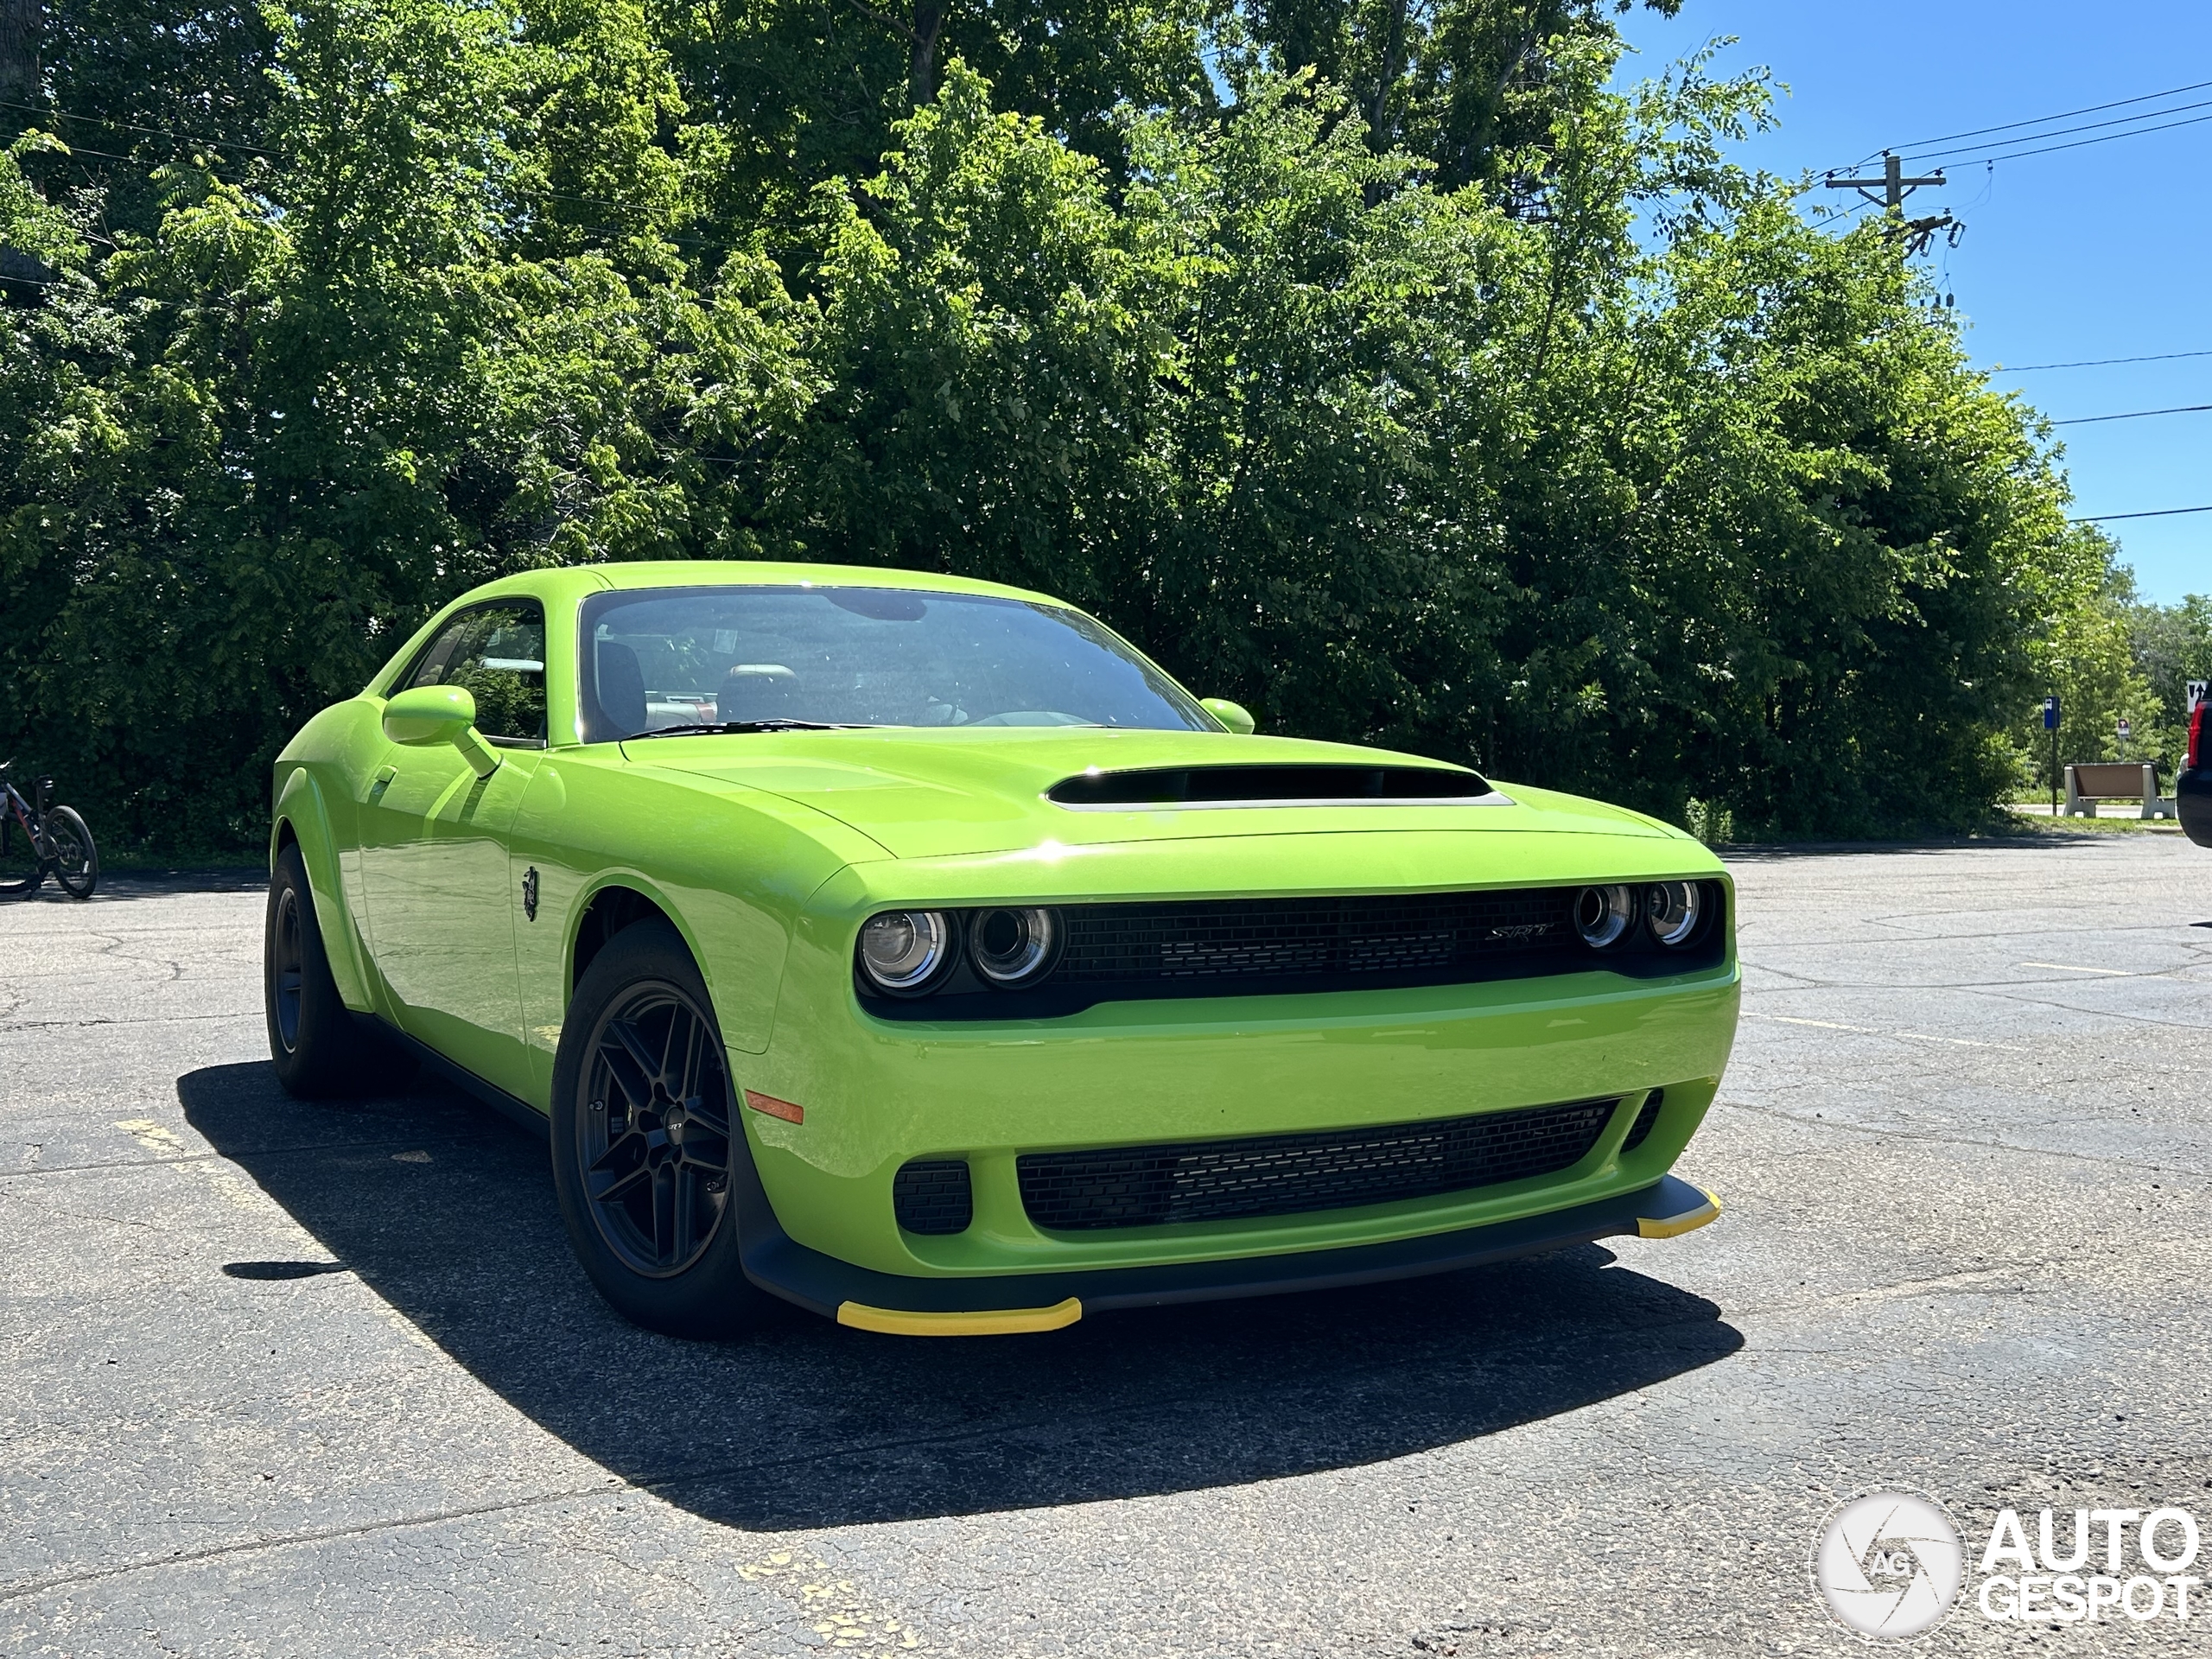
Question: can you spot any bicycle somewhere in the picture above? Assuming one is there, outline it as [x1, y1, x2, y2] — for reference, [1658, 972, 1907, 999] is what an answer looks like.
[0, 761, 99, 899]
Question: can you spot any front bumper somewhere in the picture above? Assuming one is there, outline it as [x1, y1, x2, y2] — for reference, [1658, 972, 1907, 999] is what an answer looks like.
[734, 839, 1739, 1283]
[731, 1170, 1721, 1335]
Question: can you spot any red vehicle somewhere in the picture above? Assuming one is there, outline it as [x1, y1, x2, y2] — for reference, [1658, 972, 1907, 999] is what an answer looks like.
[2178, 700, 2212, 848]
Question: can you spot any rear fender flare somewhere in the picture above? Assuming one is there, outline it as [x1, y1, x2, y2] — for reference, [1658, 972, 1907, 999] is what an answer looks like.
[272, 766, 372, 1011]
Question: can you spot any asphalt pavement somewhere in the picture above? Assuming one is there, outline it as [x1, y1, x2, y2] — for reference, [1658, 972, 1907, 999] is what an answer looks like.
[3, 836, 2210, 1656]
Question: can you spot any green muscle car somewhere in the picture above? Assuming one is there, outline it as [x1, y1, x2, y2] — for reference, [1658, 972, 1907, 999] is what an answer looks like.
[264, 562, 1737, 1338]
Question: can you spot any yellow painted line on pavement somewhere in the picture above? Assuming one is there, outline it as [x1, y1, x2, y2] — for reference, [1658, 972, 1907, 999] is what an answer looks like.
[1892, 1031, 1998, 1048]
[1745, 1014, 2003, 1049]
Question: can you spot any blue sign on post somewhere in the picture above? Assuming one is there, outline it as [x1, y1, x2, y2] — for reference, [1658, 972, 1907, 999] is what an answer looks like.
[2044, 696, 2060, 730]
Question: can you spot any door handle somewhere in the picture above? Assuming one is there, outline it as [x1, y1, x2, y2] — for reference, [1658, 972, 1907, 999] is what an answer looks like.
[367, 765, 397, 801]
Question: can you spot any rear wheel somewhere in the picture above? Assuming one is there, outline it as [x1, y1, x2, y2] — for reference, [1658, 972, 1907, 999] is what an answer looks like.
[0, 811, 40, 896]
[265, 843, 412, 1097]
[45, 806, 98, 899]
[550, 919, 773, 1338]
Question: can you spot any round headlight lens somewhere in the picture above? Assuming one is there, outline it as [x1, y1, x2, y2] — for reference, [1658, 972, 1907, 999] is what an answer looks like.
[858, 910, 952, 993]
[1574, 885, 1637, 949]
[1646, 881, 1703, 947]
[969, 906, 1060, 987]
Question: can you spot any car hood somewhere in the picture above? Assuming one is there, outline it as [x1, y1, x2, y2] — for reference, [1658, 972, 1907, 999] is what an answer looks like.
[622, 727, 1684, 861]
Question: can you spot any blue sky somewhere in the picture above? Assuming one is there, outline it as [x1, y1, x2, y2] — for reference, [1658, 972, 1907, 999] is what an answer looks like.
[1617, 1, 2212, 604]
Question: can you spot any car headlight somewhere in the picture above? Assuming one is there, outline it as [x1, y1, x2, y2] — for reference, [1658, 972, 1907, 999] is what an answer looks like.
[969, 906, 1060, 988]
[1574, 885, 1637, 949]
[1645, 881, 1703, 947]
[858, 910, 954, 994]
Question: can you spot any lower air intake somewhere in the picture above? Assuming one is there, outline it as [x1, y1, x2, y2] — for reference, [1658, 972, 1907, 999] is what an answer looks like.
[893, 1159, 973, 1236]
[1620, 1089, 1665, 1152]
[1017, 1097, 1619, 1231]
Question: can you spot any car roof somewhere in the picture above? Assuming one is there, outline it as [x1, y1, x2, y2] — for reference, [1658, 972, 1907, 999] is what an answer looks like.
[571, 560, 1062, 607]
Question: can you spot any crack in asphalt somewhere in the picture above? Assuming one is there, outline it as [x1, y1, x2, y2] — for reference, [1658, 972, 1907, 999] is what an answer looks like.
[1712, 1096, 2206, 1178]
[0, 1010, 255, 1034]
[0, 1131, 497, 1184]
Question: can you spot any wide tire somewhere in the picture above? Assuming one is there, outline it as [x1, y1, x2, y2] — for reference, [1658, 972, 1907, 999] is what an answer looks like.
[265, 844, 411, 1097]
[550, 919, 773, 1339]
[47, 805, 98, 899]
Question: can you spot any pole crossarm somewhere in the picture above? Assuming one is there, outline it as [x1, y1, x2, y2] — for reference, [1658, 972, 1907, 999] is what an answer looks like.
[1821, 153, 1946, 213]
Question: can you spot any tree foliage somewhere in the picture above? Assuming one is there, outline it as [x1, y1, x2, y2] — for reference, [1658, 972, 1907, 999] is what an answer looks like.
[0, 0, 2128, 852]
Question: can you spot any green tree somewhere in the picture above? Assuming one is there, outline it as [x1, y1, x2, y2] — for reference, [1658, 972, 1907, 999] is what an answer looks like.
[0, 0, 2140, 853]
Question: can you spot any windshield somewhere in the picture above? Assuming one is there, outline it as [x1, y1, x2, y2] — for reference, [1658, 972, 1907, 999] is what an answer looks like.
[576, 585, 1213, 742]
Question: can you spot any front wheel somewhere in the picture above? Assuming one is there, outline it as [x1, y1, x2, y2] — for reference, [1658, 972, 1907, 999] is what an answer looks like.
[45, 805, 98, 899]
[550, 918, 774, 1338]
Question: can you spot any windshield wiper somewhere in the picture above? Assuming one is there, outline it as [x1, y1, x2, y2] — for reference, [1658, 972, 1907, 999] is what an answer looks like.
[626, 720, 866, 741]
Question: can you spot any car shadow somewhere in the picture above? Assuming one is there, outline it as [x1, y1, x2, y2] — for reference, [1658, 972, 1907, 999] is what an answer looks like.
[3, 868, 266, 903]
[180, 1061, 1743, 1532]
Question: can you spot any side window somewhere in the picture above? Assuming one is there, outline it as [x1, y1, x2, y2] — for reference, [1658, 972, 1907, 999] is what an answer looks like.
[403, 601, 547, 746]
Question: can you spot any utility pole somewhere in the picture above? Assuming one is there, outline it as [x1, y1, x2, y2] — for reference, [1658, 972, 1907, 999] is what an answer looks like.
[1823, 153, 1960, 255]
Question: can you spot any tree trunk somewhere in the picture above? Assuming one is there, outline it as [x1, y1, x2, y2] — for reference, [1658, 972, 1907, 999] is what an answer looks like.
[910, 0, 944, 105]
[1365, 0, 1408, 146]
[0, 0, 41, 116]
[0, 0, 49, 291]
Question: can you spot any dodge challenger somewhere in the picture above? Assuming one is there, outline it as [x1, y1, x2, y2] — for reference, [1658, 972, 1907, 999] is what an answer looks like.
[264, 562, 1738, 1337]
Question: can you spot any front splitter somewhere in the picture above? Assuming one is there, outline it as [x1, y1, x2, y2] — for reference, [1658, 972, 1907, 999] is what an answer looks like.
[739, 1174, 1721, 1335]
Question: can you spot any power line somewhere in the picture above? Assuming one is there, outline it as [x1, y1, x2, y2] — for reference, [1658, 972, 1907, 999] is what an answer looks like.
[2002, 350, 2212, 372]
[2073, 505, 2212, 522]
[1950, 106, 2212, 168]
[2050, 404, 2212, 426]
[1910, 95, 2212, 166]
[1844, 77, 2212, 167]
[0, 95, 279, 157]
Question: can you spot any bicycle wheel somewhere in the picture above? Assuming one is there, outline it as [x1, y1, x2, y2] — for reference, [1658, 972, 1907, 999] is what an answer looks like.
[0, 810, 40, 896]
[45, 805, 98, 899]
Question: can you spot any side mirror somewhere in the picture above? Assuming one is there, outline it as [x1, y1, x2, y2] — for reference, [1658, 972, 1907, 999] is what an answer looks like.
[1201, 697, 1256, 735]
[383, 684, 499, 779]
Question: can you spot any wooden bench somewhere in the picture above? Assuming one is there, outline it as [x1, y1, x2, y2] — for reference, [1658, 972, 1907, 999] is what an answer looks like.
[2063, 762, 2174, 820]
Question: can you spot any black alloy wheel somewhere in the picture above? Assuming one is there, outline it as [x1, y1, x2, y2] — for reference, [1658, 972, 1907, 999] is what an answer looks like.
[577, 984, 734, 1278]
[264, 842, 414, 1098]
[549, 918, 772, 1338]
[270, 884, 306, 1053]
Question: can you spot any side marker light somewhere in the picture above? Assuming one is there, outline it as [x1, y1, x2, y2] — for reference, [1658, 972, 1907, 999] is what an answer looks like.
[744, 1090, 804, 1124]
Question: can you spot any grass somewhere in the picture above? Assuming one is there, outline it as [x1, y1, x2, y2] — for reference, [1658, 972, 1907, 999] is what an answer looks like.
[2001, 804, 2183, 835]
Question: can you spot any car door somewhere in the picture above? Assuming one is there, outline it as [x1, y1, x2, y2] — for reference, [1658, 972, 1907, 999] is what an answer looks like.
[358, 598, 546, 1099]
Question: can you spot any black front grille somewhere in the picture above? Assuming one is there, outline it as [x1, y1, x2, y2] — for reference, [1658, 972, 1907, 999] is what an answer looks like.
[893, 1160, 973, 1235]
[1054, 889, 1581, 985]
[1017, 1097, 1620, 1231]
[855, 880, 1728, 1020]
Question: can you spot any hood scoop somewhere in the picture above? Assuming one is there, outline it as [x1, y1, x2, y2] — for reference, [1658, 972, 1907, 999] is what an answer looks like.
[1048, 762, 1495, 810]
